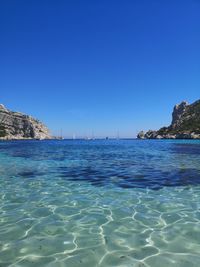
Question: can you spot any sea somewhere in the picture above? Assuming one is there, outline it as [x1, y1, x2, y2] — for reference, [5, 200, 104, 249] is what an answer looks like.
[0, 139, 200, 267]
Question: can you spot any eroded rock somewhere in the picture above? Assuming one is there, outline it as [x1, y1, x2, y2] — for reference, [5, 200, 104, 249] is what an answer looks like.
[138, 100, 200, 139]
[0, 104, 51, 140]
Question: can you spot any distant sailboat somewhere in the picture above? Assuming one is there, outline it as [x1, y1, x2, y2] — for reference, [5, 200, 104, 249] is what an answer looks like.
[85, 132, 95, 140]
[73, 133, 76, 140]
[85, 136, 92, 140]
[92, 131, 95, 140]
[58, 129, 64, 140]
[117, 131, 120, 140]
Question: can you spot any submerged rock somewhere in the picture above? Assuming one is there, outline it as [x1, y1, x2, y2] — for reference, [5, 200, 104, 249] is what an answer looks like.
[0, 104, 51, 140]
[137, 100, 200, 139]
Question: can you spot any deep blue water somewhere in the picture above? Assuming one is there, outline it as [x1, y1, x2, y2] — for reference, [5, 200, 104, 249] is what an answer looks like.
[1, 139, 200, 189]
[0, 139, 200, 266]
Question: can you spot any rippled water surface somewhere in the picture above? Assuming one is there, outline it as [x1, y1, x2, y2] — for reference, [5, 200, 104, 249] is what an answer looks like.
[1, 139, 200, 267]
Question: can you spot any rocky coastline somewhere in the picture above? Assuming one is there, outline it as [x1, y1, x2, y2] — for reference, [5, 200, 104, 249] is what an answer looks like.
[0, 104, 51, 140]
[138, 100, 200, 139]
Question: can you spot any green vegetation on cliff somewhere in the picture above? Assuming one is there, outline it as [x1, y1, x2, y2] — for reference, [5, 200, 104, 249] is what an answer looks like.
[138, 100, 200, 139]
[0, 125, 6, 137]
[171, 100, 200, 134]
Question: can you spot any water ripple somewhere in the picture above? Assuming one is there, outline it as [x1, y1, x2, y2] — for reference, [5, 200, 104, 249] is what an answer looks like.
[0, 140, 200, 266]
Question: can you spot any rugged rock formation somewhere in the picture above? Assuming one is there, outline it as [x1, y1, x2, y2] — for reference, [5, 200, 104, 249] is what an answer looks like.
[0, 104, 51, 140]
[137, 100, 200, 139]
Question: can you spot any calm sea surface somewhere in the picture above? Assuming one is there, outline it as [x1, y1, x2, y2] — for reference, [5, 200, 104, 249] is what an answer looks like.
[1, 139, 200, 267]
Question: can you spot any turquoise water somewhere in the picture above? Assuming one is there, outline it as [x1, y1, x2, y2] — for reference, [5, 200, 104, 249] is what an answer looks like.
[1, 139, 200, 267]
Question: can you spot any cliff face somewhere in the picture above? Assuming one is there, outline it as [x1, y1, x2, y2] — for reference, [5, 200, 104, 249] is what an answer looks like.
[138, 100, 200, 139]
[0, 104, 51, 140]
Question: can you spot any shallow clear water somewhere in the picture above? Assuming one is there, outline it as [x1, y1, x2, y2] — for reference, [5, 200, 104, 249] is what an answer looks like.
[0, 139, 200, 267]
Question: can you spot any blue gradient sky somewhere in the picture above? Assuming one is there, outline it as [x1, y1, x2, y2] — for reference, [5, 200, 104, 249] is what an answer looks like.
[0, 0, 200, 138]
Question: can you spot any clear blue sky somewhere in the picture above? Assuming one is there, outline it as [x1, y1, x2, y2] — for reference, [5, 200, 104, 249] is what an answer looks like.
[0, 0, 200, 138]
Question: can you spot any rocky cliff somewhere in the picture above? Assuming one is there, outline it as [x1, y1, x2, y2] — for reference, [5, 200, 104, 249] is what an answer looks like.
[137, 100, 200, 139]
[0, 104, 51, 140]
